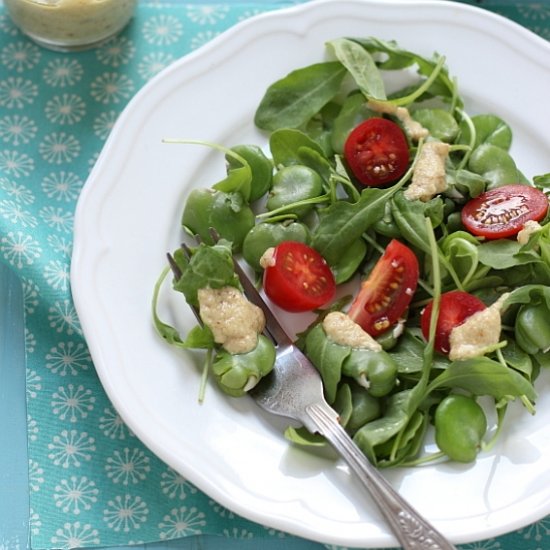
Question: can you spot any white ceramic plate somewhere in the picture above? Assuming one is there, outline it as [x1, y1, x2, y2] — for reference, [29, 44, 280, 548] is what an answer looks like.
[71, 1, 550, 547]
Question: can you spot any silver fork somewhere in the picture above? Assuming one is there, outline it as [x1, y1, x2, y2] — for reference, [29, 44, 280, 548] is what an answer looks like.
[170, 244, 456, 550]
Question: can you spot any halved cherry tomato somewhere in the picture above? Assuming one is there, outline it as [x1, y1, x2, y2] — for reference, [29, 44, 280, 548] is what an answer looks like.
[461, 184, 548, 240]
[263, 241, 335, 312]
[347, 239, 419, 336]
[344, 117, 410, 186]
[421, 290, 486, 355]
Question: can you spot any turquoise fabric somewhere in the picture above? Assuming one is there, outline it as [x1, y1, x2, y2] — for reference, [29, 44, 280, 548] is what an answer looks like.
[0, 1, 549, 549]
[0, 263, 29, 548]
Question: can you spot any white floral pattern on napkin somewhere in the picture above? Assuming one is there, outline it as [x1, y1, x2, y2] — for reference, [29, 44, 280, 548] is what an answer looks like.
[0, 3, 305, 548]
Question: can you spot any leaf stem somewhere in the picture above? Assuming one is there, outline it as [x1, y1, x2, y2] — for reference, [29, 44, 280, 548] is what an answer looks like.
[162, 137, 248, 167]
[198, 348, 213, 404]
[455, 109, 476, 170]
[152, 265, 186, 348]
[256, 193, 330, 220]
[389, 55, 447, 107]
[400, 450, 446, 467]
[481, 403, 507, 452]
[423, 216, 442, 374]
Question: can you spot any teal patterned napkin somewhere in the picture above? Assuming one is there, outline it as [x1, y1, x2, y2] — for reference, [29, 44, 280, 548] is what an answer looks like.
[0, 3, 310, 548]
[1, 1, 550, 549]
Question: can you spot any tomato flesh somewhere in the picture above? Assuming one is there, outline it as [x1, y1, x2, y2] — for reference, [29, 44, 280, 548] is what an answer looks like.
[421, 290, 486, 355]
[344, 117, 410, 186]
[263, 241, 336, 312]
[348, 239, 419, 336]
[461, 184, 549, 239]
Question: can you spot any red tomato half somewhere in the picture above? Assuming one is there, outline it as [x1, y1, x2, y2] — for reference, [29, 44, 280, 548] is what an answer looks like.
[344, 117, 410, 186]
[461, 184, 549, 240]
[421, 290, 486, 355]
[263, 241, 336, 312]
[348, 239, 419, 336]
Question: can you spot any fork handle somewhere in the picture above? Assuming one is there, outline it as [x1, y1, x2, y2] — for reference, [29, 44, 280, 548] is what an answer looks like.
[306, 403, 457, 550]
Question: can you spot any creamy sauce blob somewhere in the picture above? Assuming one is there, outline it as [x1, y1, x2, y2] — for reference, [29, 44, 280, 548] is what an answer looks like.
[517, 220, 543, 245]
[198, 286, 265, 355]
[323, 311, 382, 351]
[405, 140, 451, 202]
[368, 99, 429, 141]
[449, 293, 509, 361]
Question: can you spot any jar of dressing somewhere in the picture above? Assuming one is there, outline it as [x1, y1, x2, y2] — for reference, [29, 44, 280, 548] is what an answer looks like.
[4, 0, 137, 51]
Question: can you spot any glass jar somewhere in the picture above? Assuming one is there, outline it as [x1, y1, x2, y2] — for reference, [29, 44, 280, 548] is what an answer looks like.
[4, 0, 138, 52]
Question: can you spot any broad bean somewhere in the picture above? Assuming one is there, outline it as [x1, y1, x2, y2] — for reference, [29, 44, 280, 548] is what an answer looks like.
[226, 144, 273, 202]
[458, 114, 512, 151]
[342, 347, 398, 397]
[266, 164, 324, 218]
[242, 221, 310, 272]
[515, 302, 550, 355]
[330, 238, 367, 284]
[181, 188, 255, 250]
[411, 108, 459, 143]
[212, 334, 276, 397]
[467, 143, 525, 190]
[434, 394, 487, 463]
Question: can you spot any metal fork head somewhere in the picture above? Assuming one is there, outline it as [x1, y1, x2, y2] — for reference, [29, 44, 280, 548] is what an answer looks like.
[249, 342, 335, 433]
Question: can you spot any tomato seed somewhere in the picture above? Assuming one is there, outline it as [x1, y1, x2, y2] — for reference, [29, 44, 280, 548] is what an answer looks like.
[373, 318, 391, 332]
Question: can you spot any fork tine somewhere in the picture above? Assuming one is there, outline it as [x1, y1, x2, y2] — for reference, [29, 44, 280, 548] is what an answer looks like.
[231, 258, 292, 346]
[166, 252, 182, 280]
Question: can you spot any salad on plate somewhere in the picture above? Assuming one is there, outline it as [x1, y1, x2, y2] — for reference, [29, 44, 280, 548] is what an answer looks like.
[153, 36, 550, 470]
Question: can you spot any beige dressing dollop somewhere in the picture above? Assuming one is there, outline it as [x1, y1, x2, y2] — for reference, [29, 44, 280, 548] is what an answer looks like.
[448, 294, 509, 361]
[517, 220, 543, 245]
[323, 311, 382, 351]
[198, 286, 265, 355]
[404, 141, 451, 202]
[367, 99, 429, 141]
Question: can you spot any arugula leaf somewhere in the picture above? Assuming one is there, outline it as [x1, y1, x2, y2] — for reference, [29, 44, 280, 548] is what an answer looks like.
[390, 191, 443, 254]
[534, 173, 550, 188]
[477, 240, 540, 270]
[428, 357, 537, 403]
[389, 329, 451, 374]
[254, 62, 347, 131]
[501, 340, 534, 380]
[327, 38, 386, 100]
[213, 163, 252, 200]
[304, 324, 349, 403]
[353, 385, 424, 465]
[504, 284, 550, 310]
[351, 36, 460, 107]
[312, 185, 400, 265]
[269, 128, 325, 167]
[440, 231, 479, 277]
[181, 324, 215, 349]
[172, 241, 240, 306]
